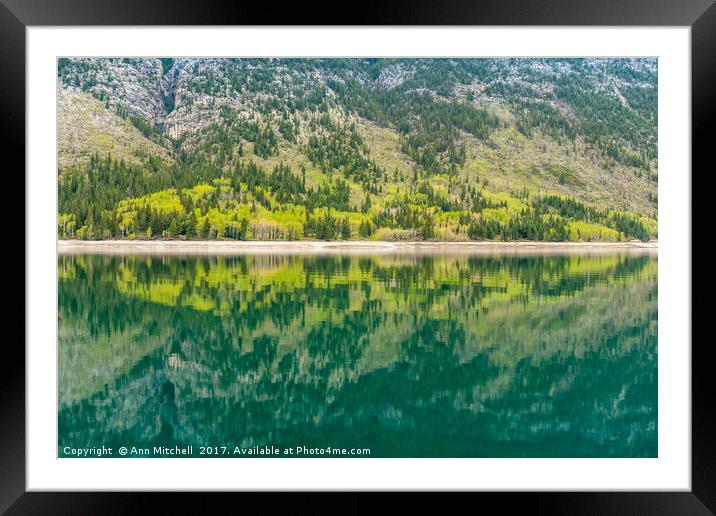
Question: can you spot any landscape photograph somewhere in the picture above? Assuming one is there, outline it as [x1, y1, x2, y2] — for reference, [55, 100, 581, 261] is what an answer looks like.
[57, 57, 657, 458]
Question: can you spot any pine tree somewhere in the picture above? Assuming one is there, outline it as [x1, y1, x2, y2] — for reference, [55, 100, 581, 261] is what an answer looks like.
[339, 218, 351, 240]
[359, 219, 373, 238]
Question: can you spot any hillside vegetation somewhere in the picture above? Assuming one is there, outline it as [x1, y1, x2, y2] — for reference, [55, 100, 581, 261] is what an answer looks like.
[57, 58, 658, 242]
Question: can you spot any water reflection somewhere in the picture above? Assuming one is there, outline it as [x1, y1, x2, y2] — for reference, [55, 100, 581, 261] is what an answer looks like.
[58, 253, 657, 457]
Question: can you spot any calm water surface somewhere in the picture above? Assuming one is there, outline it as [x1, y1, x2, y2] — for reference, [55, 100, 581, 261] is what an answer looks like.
[58, 252, 657, 457]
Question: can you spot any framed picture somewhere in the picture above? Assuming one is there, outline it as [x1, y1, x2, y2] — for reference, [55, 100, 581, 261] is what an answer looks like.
[6, 0, 711, 511]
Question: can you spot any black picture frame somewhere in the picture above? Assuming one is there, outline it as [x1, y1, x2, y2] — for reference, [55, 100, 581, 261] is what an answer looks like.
[3, 0, 711, 512]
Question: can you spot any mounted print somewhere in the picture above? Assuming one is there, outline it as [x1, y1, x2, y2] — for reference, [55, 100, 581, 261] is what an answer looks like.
[13, 19, 703, 507]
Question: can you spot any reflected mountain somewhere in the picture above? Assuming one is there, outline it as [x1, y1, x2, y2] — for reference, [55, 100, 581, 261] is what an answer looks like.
[59, 253, 657, 457]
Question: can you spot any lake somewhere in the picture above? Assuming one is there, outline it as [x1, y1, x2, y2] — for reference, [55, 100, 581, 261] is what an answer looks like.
[58, 251, 657, 457]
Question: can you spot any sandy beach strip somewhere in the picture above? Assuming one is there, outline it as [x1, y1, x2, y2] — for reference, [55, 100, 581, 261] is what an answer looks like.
[58, 240, 658, 256]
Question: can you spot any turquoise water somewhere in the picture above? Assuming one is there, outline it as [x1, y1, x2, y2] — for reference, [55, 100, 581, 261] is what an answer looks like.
[58, 252, 657, 457]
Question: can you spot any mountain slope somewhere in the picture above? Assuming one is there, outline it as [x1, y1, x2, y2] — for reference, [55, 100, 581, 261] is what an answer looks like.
[57, 58, 658, 242]
[58, 85, 174, 170]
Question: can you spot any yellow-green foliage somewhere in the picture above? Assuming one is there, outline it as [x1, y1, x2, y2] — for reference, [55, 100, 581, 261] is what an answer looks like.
[483, 190, 528, 211]
[118, 189, 183, 213]
[482, 207, 511, 224]
[185, 183, 215, 200]
[567, 221, 623, 242]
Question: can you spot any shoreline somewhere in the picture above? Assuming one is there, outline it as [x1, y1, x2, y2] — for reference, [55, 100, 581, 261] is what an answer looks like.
[58, 239, 658, 256]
